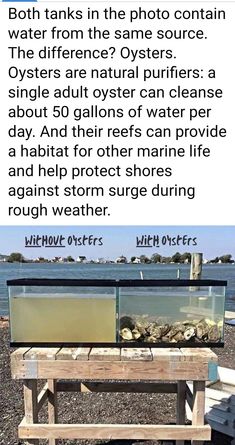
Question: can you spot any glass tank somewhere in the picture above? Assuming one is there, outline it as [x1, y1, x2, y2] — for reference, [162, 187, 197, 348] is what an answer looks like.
[7, 278, 226, 347]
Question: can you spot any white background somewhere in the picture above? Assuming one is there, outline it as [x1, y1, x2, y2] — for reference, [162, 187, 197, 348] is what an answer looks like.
[0, 1, 234, 225]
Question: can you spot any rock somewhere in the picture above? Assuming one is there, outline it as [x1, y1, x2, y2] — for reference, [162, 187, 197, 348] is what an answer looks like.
[120, 328, 133, 340]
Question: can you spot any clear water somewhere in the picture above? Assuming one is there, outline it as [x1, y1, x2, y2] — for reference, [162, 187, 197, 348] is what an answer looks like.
[119, 287, 225, 344]
[1, 263, 235, 315]
[120, 288, 225, 322]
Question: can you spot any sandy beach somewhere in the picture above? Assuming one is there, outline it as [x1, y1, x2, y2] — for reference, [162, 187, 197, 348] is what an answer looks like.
[0, 319, 234, 445]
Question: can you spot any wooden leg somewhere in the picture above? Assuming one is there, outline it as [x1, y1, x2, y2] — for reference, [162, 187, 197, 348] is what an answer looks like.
[191, 381, 206, 445]
[23, 380, 39, 445]
[176, 381, 186, 445]
[48, 379, 58, 445]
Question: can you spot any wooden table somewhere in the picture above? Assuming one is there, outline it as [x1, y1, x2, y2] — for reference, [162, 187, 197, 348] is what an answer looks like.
[11, 347, 218, 445]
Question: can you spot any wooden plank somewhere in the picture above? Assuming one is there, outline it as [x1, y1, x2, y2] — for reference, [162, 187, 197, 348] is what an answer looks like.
[75, 347, 90, 360]
[11, 359, 200, 380]
[176, 381, 186, 445]
[121, 348, 152, 361]
[12, 359, 38, 379]
[18, 422, 211, 441]
[56, 348, 79, 360]
[23, 380, 39, 445]
[151, 348, 183, 361]
[24, 348, 60, 360]
[33, 360, 208, 380]
[37, 383, 48, 413]
[11, 348, 32, 378]
[89, 348, 120, 361]
[192, 381, 206, 424]
[11, 347, 31, 360]
[180, 348, 218, 363]
[56, 347, 90, 360]
[48, 379, 58, 445]
[192, 381, 206, 445]
[11, 358, 209, 380]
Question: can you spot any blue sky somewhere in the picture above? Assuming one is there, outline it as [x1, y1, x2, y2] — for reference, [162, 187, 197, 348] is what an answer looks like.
[0, 226, 234, 260]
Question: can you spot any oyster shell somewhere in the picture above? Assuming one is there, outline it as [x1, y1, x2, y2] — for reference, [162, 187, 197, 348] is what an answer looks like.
[205, 318, 216, 327]
[171, 331, 185, 342]
[147, 322, 158, 335]
[171, 323, 186, 333]
[119, 315, 222, 344]
[160, 324, 171, 336]
[150, 327, 162, 339]
[184, 327, 196, 341]
[167, 325, 185, 340]
[120, 328, 133, 340]
[196, 320, 209, 339]
[208, 325, 220, 342]
[135, 319, 150, 336]
[146, 335, 158, 343]
[132, 328, 141, 340]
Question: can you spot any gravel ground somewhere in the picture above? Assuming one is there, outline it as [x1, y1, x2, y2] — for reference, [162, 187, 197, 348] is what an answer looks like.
[0, 323, 234, 445]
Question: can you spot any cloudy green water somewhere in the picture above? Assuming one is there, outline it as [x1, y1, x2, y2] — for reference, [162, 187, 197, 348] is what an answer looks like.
[1, 262, 235, 315]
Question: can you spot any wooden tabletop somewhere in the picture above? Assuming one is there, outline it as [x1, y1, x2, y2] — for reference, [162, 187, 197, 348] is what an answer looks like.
[11, 347, 218, 381]
[11, 346, 218, 362]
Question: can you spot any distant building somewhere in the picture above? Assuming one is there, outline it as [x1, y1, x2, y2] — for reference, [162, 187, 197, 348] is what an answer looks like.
[76, 256, 87, 263]
[203, 259, 209, 264]
[51, 256, 60, 263]
[132, 257, 141, 264]
[115, 255, 127, 264]
[96, 258, 106, 264]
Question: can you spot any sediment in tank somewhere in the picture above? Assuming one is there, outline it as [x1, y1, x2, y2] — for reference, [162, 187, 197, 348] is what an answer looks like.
[10, 294, 116, 343]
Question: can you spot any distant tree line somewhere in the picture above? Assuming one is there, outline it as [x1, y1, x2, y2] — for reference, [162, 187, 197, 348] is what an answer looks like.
[131, 252, 192, 264]
[130, 252, 234, 264]
[6, 253, 76, 263]
[210, 254, 234, 264]
[3, 251, 235, 264]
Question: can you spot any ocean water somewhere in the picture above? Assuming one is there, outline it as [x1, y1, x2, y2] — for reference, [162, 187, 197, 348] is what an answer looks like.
[1, 262, 235, 315]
